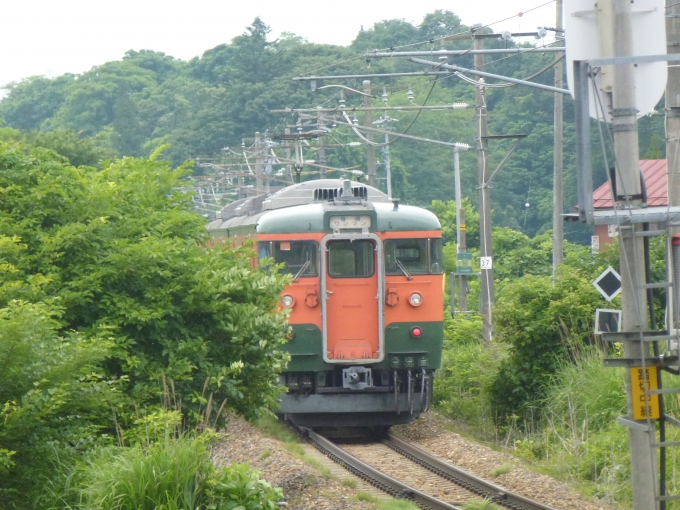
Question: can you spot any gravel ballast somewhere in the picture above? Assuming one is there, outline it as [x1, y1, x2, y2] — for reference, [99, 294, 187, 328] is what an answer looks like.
[213, 414, 376, 510]
[214, 411, 619, 510]
[393, 412, 619, 510]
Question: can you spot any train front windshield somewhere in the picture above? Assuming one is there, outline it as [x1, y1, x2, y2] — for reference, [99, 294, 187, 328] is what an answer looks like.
[384, 238, 443, 275]
[258, 241, 318, 277]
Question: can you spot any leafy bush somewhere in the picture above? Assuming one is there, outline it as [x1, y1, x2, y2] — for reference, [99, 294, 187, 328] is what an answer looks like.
[54, 435, 282, 510]
[0, 300, 120, 507]
[490, 268, 601, 422]
[0, 140, 290, 420]
[0, 139, 290, 507]
[434, 315, 506, 436]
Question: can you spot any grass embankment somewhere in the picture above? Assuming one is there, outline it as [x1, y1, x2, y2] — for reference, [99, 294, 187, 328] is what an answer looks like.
[434, 313, 680, 507]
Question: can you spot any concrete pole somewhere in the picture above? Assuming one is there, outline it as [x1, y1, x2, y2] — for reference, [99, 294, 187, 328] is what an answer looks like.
[363, 80, 377, 187]
[383, 129, 392, 198]
[239, 140, 246, 198]
[454, 147, 467, 310]
[454, 147, 462, 244]
[255, 132, 263, 193]
[667, 0, 680, 211]
[611, 0, 658, 507]
[552, 0, 564, 275]
[474, 34, 495, 343]
[285, 128, 293, 184]
[459, 208, 468, 312]
[317, 108, 327, 179]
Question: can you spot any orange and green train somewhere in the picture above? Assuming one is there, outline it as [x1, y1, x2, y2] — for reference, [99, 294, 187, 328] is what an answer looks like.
[208, 179, 444, 427]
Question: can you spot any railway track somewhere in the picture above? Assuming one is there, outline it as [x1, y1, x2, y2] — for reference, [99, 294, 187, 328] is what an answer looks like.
[296, 426, 556, 510]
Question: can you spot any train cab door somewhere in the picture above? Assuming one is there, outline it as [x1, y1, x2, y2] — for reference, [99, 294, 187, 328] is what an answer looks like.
[321, 234, 384, 363]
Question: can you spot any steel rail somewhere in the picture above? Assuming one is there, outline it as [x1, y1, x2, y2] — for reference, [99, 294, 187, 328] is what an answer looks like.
[300, 427, 461, 510]
[384, 435, 557, 510]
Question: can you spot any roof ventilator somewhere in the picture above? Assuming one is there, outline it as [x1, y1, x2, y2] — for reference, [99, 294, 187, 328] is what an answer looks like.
[313, 179, 368, 203]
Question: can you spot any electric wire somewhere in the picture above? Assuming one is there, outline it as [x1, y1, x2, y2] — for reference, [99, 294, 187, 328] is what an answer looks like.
[297, 0, 557, 76]
[453, 53, 563, 88]
[371, 0, 556, 53]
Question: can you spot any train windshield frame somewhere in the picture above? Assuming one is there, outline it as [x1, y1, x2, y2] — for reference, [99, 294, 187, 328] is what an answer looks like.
[384, 238, 443, 276]
[327, 239, 375, 278]
[258, 241, 318, 277]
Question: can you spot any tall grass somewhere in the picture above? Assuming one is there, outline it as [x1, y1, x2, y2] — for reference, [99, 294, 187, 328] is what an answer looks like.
[52, 434, 282, 510]
[533, 348, 631, 502]
[542, 348, 626, 452]
[434, 315, 507, 438]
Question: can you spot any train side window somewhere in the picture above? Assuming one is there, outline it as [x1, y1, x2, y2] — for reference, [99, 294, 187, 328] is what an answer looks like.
[257, 241, 272, 261]
[328, 240, 375, 278]
[384, 239, 427, 276]
[258, 241, 318, 277]
[429, 238, 443, 274]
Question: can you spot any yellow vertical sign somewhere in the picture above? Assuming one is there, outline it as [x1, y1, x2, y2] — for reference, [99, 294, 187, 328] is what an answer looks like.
[631, 366, 660, 420]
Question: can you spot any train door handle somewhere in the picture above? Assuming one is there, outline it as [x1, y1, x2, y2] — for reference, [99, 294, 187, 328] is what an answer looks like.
[326, 290, 334, 299]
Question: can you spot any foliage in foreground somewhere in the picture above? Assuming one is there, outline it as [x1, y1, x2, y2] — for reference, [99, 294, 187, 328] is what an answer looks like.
[0, 300, 120, 504]
[0, 138, 290, 418]
[0, 139, 290, 508]
[52, 434, 282, 510]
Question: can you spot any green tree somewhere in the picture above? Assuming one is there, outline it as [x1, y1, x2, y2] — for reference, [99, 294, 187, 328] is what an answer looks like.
[0, 141, 290, 417]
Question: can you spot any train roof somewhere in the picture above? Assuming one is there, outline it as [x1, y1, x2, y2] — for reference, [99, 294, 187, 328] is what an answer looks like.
[207, 179, 441, 234]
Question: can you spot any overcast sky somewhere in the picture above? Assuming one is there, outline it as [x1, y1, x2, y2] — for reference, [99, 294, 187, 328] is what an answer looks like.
[0, 0, 557, 89]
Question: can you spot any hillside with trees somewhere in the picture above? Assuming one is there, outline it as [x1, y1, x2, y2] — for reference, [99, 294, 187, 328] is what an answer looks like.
[0, 13, 664, 237]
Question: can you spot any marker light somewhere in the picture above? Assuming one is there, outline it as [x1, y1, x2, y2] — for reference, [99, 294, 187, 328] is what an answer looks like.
[411, 327, 422, 338]
[281, 295, 295, 308]
[409, 292, 423, 307]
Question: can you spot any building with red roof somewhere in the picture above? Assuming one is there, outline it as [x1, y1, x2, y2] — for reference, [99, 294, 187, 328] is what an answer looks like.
[592, 159, 667, 247]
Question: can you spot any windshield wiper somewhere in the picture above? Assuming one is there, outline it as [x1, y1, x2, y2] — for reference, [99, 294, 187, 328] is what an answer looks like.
[293, 259, 312, 282]
[395, 259, 413, 281]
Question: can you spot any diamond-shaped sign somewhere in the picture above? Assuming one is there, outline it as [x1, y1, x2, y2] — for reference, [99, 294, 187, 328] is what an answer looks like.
[593, 266, 622, 302]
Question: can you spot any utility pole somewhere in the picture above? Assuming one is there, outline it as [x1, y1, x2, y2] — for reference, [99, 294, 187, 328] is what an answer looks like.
[364, 80, 377, 187]
[383, 135, 392, 197]
[285, 128, 293, 183]
[610, 0, 658, 507]
[317, 107, 327, 179]
[474, 33, 495, 343]
[455, 144, 468, 311]
[239, 140, 246, 198]
[458, 209, 468, 312]
[381, 87, 395, 197]
[552, 0, 564, 275]
[255, 132, 264, 193]
[668, 0, 680, 211]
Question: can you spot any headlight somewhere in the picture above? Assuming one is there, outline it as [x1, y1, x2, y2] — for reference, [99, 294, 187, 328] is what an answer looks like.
[281, 295, 295, 308]
[409, 292, 422, 307]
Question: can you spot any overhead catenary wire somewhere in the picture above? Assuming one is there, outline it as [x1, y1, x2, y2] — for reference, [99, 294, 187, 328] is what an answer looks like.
[454, 53, 565, 88]
[297, 0, 557, 76]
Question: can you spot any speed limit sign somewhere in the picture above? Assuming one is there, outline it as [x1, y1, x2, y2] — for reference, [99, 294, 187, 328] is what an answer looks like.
[480, 256, 492, 270]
